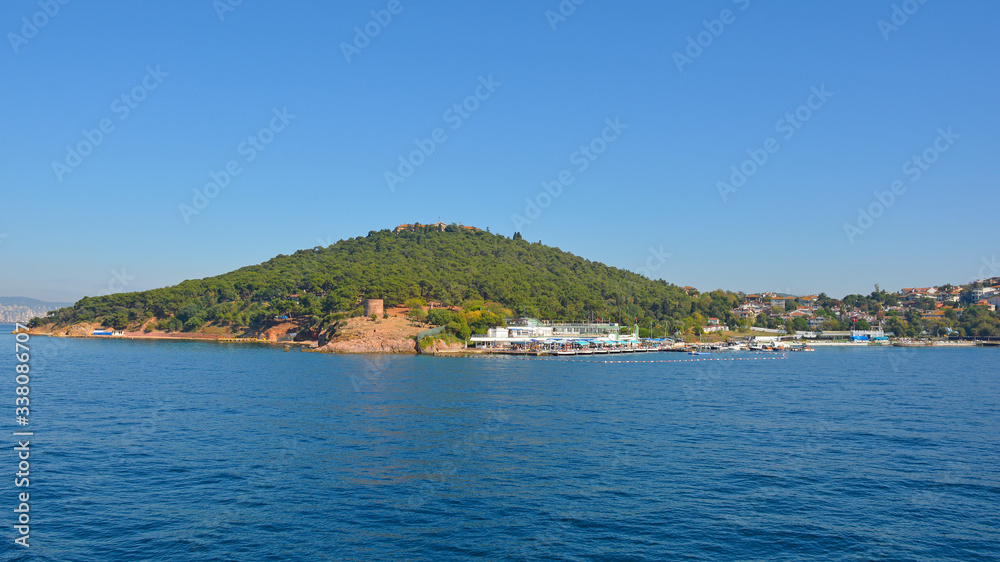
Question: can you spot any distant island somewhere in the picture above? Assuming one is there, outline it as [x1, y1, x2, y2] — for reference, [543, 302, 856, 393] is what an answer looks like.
[23, 223, 1000, 351]
[1, 297, 74, 323]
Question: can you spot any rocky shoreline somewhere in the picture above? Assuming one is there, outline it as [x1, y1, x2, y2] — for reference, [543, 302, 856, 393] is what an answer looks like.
[23, 316, 476, 356]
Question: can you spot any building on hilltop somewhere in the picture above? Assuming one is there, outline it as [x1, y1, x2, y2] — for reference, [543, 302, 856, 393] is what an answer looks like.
[972, 286, 998, 301]
[394, 222, 482, 233]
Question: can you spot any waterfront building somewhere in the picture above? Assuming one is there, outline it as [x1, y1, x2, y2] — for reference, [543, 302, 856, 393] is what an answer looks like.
[471, 318, 636, 347]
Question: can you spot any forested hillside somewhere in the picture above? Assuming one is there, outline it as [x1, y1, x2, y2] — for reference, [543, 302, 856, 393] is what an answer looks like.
[30, 225, 742, 336]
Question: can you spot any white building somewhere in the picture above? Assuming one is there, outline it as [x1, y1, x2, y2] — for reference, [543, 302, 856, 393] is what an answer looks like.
[972, 287, 997, 301]
[472, 319, 636, 347]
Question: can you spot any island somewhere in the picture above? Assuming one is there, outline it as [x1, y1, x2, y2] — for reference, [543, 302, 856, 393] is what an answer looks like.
[23, 223, 1000, 352]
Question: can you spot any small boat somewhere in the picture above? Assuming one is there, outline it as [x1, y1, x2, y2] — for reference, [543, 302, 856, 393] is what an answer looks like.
[688, 350, 711, 355]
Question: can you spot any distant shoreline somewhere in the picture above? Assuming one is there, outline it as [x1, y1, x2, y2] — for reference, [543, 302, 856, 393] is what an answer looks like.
[16, 329, 997, 355]
[24, 330, 311, 345]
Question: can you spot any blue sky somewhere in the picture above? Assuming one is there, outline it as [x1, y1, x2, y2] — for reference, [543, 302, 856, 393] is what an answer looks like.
[2, 0, 998, 302]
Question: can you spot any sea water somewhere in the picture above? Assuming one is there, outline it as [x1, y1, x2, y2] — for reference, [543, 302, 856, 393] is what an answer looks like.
[1, 324, 998, 560]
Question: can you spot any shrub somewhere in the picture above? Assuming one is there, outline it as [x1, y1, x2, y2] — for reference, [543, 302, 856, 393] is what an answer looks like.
[404, 297, 427, 309]
[183, 316, 206, 332]
[428, 309, 457, 326]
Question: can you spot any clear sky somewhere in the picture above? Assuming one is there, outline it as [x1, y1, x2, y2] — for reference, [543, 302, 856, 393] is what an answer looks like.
[2, 0, 998, 302]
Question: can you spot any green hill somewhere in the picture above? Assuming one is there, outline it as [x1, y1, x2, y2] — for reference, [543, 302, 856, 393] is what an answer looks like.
[32, 225, 744, 336]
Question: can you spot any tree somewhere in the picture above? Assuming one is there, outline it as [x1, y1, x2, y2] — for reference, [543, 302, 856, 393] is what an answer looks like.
[820, 319, 842, 331]
[106, 311, 128, 330]
[183, 316, 206, 332]
[176, 301, 204, 323]
[403, 297, 427, 309]
[917, 297, 937, 311]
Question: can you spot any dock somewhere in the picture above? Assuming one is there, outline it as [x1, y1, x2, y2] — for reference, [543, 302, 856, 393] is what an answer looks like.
[485, 345, 693, 357]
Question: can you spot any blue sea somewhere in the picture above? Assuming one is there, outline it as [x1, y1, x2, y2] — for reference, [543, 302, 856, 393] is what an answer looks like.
[1, 323, 998, 560]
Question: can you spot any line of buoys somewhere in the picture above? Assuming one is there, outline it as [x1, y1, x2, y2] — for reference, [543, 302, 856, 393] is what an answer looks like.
[505, 354, 788, 364]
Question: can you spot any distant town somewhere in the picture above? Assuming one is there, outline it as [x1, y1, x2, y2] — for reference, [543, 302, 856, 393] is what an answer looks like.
[465, 278, 1000, 355]
[689, 277, 1000, 338]
[0, 297, 72, 324]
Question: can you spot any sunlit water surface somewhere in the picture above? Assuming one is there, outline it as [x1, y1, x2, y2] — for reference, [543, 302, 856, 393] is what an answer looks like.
[2, 325, 998, 560]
